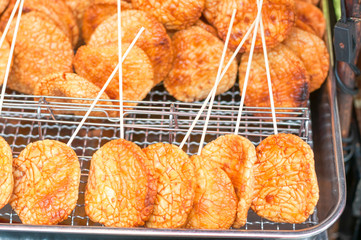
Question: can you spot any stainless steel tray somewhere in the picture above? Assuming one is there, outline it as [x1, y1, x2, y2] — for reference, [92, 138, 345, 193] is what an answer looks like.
[0, 0, 345, 238]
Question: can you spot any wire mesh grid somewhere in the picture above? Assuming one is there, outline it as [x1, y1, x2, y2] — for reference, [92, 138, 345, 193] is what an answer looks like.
[0, 83, 318, 231]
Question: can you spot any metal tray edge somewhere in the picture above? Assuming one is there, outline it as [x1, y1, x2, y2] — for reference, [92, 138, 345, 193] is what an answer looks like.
[0, 0, 346, 238]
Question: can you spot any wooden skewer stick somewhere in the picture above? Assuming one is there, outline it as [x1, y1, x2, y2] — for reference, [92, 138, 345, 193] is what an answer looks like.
[117, 0, 124, 139]
[197, 9, 237, 155]
[234, 0, 264, 135]
[0, 0, 21, 48]
[259, 10, 278, 134]
[67, 27, 145, 147]
[179, 8, 261, 150]
[0, 0, 25, 116]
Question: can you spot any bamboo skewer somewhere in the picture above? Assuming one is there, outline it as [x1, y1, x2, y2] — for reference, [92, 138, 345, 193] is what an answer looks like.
[117, 0, 124, 139]
[259, 10, 278, 134]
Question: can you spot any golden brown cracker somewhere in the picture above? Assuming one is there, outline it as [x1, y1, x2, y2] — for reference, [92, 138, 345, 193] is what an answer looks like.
[82, 0, 132, 43]
[74, 43, 153, 105]
[143, 143, 194, 228]
[295, 0, 325, 38]
[0, 136, 13, 210]
[34, 72, 115, 117]
[164, 26, 237, 102]
[186, 155, 237, 229]
[6, 12, 73, 94]
[283, 28, 329, 92]
[88, 10, 173, 84]
[252, 133, 319, 223]
[132, 0, 204, 30]
[238, 44, 310, 115]
[201, 134, 257, 228]
[10, 140, 80, 225]
[85, 139, 156, 227]
[207, 0, 295, 52]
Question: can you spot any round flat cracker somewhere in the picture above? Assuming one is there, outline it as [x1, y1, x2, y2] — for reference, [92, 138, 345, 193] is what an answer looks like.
[142, 143, 194, 228]
[0, 136, 13, 210]
[295, 0, 326, 38]
[201, 134, 257, 228]
[34, 72, 115, 117]
[1, 0, 78, 47]
[10, 140, 80, 225]
[186, 155, 237, 229]
[85, 139, 156, 227]
[88, 10, 173, 85]
[283, 28, 329, 92]
[208, 0, 295, 52]
[73, 43, 153, 105]
[252, 133, 319, 223]
[132, 0, 204, 30]
[164, 26, 237, 102]
[238, 44, 310, 115]
[6, 12, 73, 94]
[82, 0, 132, 43]
[0, 35, 10, 86]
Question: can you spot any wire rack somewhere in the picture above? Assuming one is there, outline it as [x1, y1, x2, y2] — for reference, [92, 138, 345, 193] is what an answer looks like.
[0, 83, 317, 232]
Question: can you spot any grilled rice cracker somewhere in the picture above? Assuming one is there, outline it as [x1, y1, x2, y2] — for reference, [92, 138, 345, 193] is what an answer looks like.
[283, 28, 329, 92]
[186, 155, 237, 229]
[88, 10, 173, 85]
[206, 0, 295, 52]
[252, 133, 319, 223]
[164, 26, 237, 102]
[85, 139, 156, 227]
[143, 143, 194, 229]
[74, 43, 153, 105]
[132, 0, 204, 30]
[238, 44, 310, 117]
[0, 136, 13, 210]
[10, 140, 80, 225]
[5, 12, 73, 94]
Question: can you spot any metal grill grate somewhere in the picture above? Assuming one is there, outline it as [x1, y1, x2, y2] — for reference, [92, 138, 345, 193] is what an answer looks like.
[0, 83, 317, 231]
